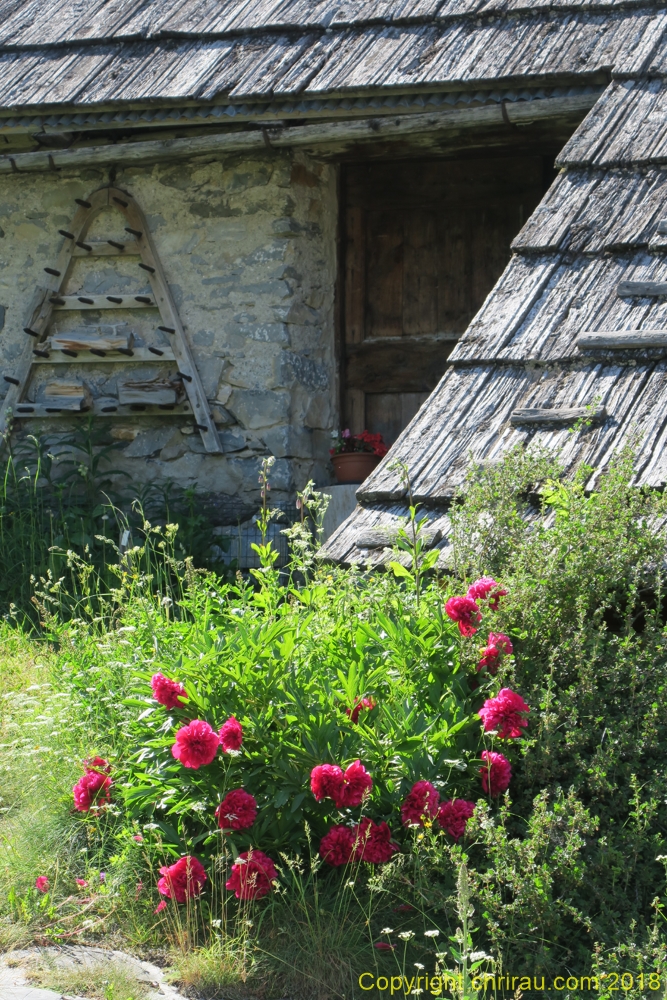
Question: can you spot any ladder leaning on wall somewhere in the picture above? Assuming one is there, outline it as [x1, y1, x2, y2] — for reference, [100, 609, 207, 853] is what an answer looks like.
[0, 185, 222, 453]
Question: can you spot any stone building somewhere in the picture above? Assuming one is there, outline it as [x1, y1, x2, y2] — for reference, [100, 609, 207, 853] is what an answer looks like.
[0, 0, 664, 545]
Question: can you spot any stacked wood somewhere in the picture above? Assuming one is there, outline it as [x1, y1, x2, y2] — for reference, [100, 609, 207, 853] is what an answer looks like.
[42, 381, 90, 411]
[118, 378, 181, 406]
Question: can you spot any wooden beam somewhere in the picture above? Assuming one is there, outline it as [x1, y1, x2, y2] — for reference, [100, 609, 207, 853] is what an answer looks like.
[577, 330, 667, 348]
[13, 400, 194, 418]
[617, 281, 667, 297]
[345, 336, 455, 392]
[33, 347, 175, 363]
[50, 294, 157, 309]
[71, 240, 140, 256]
[0, 94, 597, 175]
[510, 406, 606, 425]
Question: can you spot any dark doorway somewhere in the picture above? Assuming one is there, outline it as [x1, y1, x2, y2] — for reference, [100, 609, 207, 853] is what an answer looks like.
[341, 155, 553, 444]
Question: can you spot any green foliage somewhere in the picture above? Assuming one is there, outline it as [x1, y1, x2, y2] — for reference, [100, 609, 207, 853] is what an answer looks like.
[123, 571, 474, 858]
[2, 441, 667, 1000]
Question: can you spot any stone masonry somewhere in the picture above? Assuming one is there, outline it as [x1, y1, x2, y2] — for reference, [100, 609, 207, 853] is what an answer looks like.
[0, 149, 338, 523]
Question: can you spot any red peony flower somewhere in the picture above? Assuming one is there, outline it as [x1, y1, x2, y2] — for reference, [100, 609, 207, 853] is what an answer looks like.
[346, 697, 376, 725]
[311, 763, 344, 801]
[219, 716, 243, 753]
[151, 672, 188, 710]
[374, 941, 396, 950]
[444, 595, 482, 637]
[438, 799, 475, 841]
[171, 720, 219, 769]
[225, 849, 277, 900]
[477, 632, 513, 674]
[154, 900, 167, 913]
[216, 789, 257, 831]
[84, 756, 110, 774]
[353, 818, 399, 864]
[35, 876, 49, 893]
[157, 855, 207, 903]
[73, 770, 112, 812]
[467, 577, 508, 610]
[478, 688, 530, 739]
[335, 760, 373, 808]
[75, 878, 88, 887]
[479, 750, 512, 796]
[319, 824, 356, 866]
[400, 780, 440, 827]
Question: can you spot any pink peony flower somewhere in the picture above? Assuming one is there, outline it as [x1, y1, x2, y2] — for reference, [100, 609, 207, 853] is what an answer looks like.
[311, 763, 344, 801]
[400, 780, 440, 827]
[335, 760, 373, 808]
[320, 824, 356, 866]
[444, 595, 482, 637]
[438, 799, 475, 841]
[346, 697, 376, 725]
[35, 876, 49, 893]
[467, 577, 508, 610]
[216, 789, 257, 831]
[219, 716, 243, 753]
[477, 633, 513, 674]
[225, 849, 277, 900]
[151, 673, 188, 710]
[73, 770, 112, 812]
[84, 756, 110, 774]
[133, 834, 143, 842]
[157, 856, 207, 903]
[478, 688, 530, 739]
[353, 819, 399, 864]
[171, 720, 219, 769]
[75, 878, 88, 887]
[154, 900, 167, 913]
[479, 751, 512, 796]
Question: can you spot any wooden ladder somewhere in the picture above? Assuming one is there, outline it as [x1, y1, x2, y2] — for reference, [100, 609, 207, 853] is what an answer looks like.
[1, 185, 222, 453]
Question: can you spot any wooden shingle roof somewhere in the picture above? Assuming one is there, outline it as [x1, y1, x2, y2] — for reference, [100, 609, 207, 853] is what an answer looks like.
[322, 1, 667, 565]
[0, 0, 665, 115]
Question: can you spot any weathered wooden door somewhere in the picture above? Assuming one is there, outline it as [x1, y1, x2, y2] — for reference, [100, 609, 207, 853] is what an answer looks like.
[342, 157, 546, 444]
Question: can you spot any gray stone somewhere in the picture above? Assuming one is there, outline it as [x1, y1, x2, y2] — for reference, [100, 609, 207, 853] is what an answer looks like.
[160, 430, 188, 461]
[283, 352, 329, 391]
[228, 389, 290, 430]
[304, 392, 331, 429]
[262, 426, 313, 459]
[220, 429, 247, 453]
[124, 426, 174, 458]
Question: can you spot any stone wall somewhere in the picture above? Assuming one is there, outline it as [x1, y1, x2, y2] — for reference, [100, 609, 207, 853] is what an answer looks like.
[0, 149, 339, 523]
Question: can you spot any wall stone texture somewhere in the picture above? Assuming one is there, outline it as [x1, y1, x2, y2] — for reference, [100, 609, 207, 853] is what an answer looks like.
[0, 149, 339, 522]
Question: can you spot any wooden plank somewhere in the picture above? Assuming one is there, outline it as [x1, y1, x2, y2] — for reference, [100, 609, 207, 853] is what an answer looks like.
[510, 406, 607, 425]
[344, 387, 365, 434]
[51, 294, 157, 309]
[577, 330, 667, 348]
[345, 337, 455, 392]
[656, 220, 667, 236]
[617, 281, 667, 297]
[366, 208, 404, 338]
[0, 95, 599, 175]
[71, 240, 140, 256]
[33, 347, 176, 364]
[344, 205, 365, 346]
[118, 382, 179, 405]
[50, 332, 132, 352]
[13, 400, 194, 418]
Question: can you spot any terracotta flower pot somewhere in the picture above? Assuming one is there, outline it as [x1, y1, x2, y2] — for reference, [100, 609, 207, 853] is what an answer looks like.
[331, 451, 381, 484]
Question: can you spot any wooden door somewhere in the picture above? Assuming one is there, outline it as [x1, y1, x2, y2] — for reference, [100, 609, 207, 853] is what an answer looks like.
[341, 157, 546, 445]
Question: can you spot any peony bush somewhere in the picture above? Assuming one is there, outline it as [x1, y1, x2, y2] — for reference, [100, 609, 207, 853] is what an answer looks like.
[117, 571, 531, 906]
